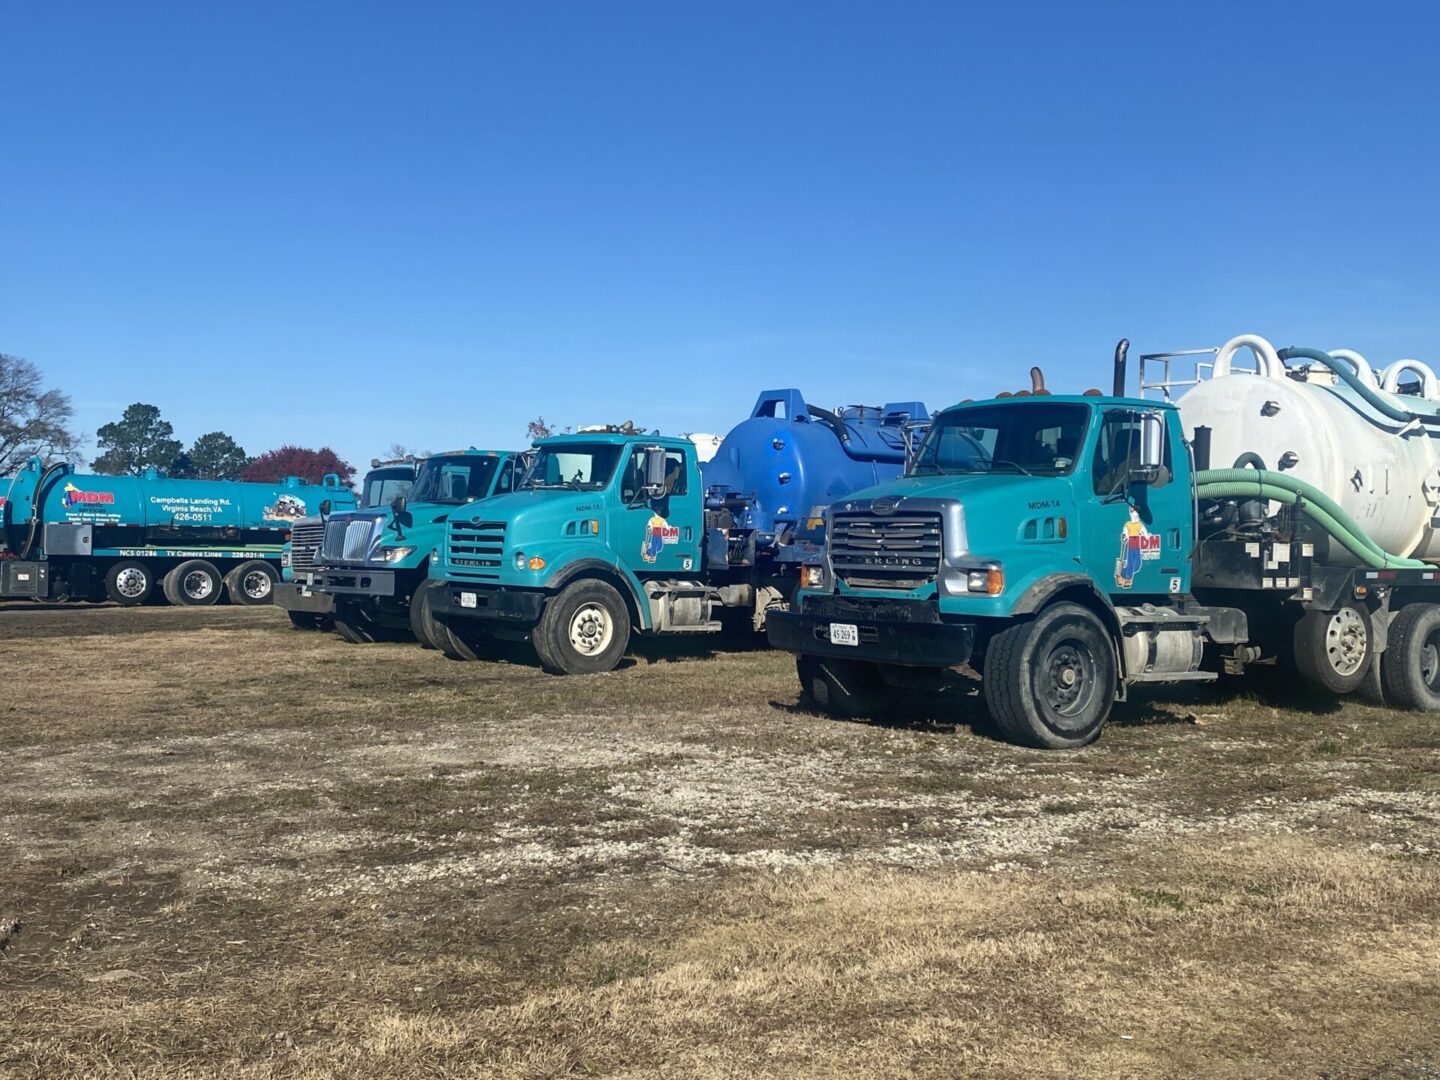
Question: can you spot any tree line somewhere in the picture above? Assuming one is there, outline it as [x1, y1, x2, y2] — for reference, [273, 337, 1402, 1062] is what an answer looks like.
[1, 352, 357, 485]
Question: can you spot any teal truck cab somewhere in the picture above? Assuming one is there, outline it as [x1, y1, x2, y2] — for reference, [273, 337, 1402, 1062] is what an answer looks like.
[275, 459, 419, 629]
[771, 343, 1440, 747]
[278, 450, 522, 644]
[428, 429, 815, 673]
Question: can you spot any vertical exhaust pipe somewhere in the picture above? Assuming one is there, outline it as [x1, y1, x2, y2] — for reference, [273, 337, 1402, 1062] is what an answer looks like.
[1112, 338, 1130, 398]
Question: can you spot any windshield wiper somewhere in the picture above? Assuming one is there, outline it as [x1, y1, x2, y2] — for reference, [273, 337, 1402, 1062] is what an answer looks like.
[988, 459, 1033, 476]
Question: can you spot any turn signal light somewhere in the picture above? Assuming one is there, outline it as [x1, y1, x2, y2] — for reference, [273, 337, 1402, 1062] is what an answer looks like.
[528, 556, 547, 571]
[1056, 517, 1068, 539]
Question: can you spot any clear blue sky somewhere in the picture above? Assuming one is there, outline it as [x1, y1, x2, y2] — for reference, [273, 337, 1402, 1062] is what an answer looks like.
[3, 2, 1439, 471]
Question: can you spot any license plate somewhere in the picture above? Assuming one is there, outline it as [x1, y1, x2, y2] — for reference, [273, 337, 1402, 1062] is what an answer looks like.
[460, 592, 477, 609]
[829, 622, 859, 646]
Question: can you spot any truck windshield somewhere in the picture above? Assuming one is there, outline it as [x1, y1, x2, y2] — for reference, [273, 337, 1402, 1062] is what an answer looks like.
[410, 456, 500, 504]
[912, 402, 1090, 477]
[361, 469, 415, 508]
[520, 444, 625, 491]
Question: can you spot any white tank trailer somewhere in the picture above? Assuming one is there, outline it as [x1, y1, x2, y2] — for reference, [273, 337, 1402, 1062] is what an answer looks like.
[1170, 334, 1440, 564]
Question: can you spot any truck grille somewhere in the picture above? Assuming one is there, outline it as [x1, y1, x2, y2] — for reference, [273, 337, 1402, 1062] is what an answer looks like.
[289, 521, 324, 573]
[829, 511, 942, 589]
[321, 517, 382, 563]
[447, 519, 506, 579]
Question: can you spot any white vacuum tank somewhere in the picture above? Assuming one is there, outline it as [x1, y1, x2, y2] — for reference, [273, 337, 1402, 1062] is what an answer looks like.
[1175, 334, 1440, 562]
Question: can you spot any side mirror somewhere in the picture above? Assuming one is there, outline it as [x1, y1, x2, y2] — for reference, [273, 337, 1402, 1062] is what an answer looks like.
[391, 494, 407, 516]
[319, 499, 332, 518]
[1131, 412, 1165, 482]
[643, 447, 668, 499]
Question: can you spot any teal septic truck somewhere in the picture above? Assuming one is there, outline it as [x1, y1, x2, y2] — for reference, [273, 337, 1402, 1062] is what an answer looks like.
[769, 342, 1440, 748]
[277, 449, 523, 644]
[0, 456, 355, 605]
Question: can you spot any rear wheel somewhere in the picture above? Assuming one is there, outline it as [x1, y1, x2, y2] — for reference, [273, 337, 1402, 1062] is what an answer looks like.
[104, 560, 154, 606]
[531, 580, 631, 674]
[1295, 603, 1371, 695]
[983, 602, 1116, 749]
[1380, 603, 1440, 711]
[163, 560, 222, 606]
[796, 655, 884, 718]
[224, 560, 277, 605]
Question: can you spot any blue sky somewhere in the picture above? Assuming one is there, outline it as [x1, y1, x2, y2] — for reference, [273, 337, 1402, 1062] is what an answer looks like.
[3, 2, 1439, 471]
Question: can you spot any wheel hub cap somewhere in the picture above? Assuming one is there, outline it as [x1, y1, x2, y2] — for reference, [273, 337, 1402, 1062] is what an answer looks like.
[1325, 609, 1367, 677]
[184, 572, 213, 600]
[243, 571, 271, 599]
[116, 569, 146, 598]
[569, 603, 613, 656]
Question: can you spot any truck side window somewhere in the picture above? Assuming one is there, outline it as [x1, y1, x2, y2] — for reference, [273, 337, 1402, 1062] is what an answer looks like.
[663, 451, 687, 495]
[1093, 411, 1172, 494]
[494, 461, 513, 495]
[621, 450, 688, 501]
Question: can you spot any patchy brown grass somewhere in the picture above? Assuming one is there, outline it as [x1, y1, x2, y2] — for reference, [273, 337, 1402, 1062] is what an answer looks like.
[1, 603, 1438, 1078]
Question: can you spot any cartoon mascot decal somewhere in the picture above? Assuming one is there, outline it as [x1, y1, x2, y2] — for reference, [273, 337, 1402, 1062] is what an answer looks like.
[1115, 506, 1160, 588]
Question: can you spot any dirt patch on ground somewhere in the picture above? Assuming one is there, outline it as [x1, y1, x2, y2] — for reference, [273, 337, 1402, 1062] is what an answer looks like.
[1, 604, 1437, 1077]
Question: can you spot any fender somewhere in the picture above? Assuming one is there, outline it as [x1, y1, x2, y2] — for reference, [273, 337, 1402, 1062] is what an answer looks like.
[1010, 572, 1116, 617]
[543, 558, 652, 629]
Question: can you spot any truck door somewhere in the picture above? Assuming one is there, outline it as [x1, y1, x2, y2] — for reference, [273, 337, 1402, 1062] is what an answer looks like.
[1082, 408, 1192, 599]
[615, 446, 703, 577]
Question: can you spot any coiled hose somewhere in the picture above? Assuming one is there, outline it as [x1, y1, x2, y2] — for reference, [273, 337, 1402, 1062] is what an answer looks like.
[1194, 467, 1430, 570]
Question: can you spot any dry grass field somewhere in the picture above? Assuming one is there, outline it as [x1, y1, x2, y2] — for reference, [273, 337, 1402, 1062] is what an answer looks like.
[1, 603, 1438, 1079]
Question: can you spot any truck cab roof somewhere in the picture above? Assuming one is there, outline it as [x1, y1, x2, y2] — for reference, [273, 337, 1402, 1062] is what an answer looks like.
[934, 394, 1179, 416]
[532, 431, 693, 451]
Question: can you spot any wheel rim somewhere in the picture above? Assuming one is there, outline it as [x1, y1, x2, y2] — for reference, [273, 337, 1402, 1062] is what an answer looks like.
[183, 571, 215, 600]
[1421, 630, 1440, 691]
[568, 602, 614, 656]
[242, 570, 272, 599]
[115, 567, 147, 599]
[1039, 639, 1099, 730]
[1324, 608, 1367, 677]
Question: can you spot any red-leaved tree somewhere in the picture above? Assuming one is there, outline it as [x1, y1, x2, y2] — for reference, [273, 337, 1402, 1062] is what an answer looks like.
[242, 445, 357, 486]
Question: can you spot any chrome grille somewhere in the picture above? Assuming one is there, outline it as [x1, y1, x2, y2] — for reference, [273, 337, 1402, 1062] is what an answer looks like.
[829, 511, 942, 589]
[321, 516, 381, 563]
[447, 519, 506, 576]
[289, 520, 324, 573]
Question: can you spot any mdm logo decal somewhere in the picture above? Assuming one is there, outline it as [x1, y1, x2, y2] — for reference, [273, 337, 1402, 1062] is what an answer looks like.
[63, 483, 115, 507]
[642, 514, 679, 563]
[1115, 507, 1161, 589]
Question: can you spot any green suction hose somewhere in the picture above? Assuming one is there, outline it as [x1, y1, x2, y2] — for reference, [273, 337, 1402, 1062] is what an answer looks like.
[1194, 468, 1430, 570]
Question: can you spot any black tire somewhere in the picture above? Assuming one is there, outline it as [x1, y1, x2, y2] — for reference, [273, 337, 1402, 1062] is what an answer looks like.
[163, 560, 223, 607]
[287, 611, 327, 631]
[224, 560, 278, 606]
[1380, 603, 1440, 711]
[1294, 603, 1371, 695]
[436, 617, 499, 662]
[796, 654, 884, 718]
[531, 579, 631, 675]
[409, 581, 441, 650]
[333, 598, 379, 644]
[104, 560, 154, 606]
[982, 602, 1116, 749]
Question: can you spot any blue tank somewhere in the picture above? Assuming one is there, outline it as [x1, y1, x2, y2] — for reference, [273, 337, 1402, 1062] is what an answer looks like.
[702, 389, 928, 546]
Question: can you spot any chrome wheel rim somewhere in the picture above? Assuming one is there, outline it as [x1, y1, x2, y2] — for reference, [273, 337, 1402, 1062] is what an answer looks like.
[568, 602, 613, 656]
[242, 570, 272, 599]
[1325, 608, 1367, 677]
[115, 567, 147, 599]
[183, 571, 215, 600]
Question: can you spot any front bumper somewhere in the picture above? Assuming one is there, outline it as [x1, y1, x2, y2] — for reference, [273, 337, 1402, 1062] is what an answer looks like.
[272, 581, 335, 615]
[291, 567, 400, 598]
[767, 601, 976, 668]
[430, 583, 547, 627]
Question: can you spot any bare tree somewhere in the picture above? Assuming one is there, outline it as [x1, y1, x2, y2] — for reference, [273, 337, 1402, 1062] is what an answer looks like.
[0, 353, 82, 476]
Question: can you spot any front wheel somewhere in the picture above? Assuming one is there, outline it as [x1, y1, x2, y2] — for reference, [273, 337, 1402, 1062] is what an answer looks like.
[1294, 603, 1371, 695]
[531, 580, 631, 674]
[796, 655, 884, 718]
[333, 598, 380, 644]
[287, 611, 328, 631]
[1380, 603, 1440, 711]
[409, 581, 441, 650]
[983, 602, 1116, 749]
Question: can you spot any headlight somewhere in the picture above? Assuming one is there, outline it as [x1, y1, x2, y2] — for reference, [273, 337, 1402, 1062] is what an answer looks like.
[375, 546, 416, 564]
[803, 564, 826, 588]
[514, 551, 526, 570]
[966, 567, 1004, 595]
